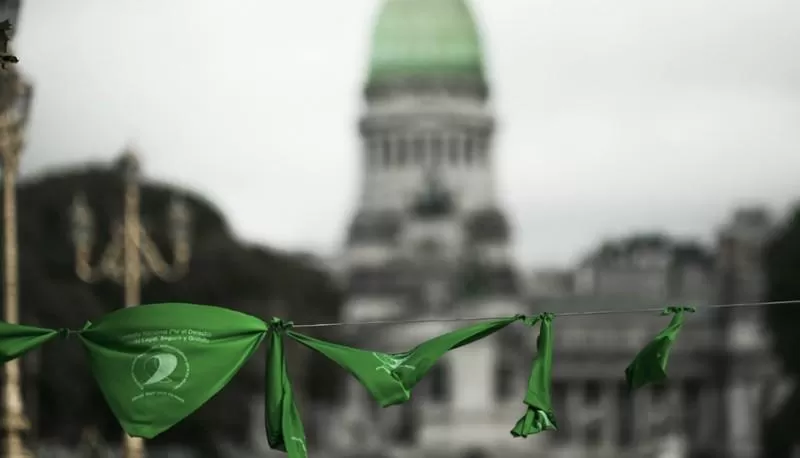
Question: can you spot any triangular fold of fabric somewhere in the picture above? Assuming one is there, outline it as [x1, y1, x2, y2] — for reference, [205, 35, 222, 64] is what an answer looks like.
[511, 314, 557, 438]
[288, 316, 521, 407]
[625, 307, 694, 390]
[265, 326, 308, 458]
[0, 321, 58, 362]
[78, 302, 267, 438]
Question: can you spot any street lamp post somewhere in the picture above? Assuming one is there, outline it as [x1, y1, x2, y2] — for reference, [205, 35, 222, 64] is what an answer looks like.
[70, 149, 192, 458]
[0, 20, 20, 69]
[79, 426, 106, 458]
[0, 69, 34, 458]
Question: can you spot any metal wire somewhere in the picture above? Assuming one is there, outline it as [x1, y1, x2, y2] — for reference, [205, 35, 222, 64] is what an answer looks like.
[291, 299, 800, 328]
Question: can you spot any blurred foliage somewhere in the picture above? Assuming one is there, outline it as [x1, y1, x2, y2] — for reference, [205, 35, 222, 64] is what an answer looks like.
[762, 205, 800, 458]
[0, 164, 344, 455]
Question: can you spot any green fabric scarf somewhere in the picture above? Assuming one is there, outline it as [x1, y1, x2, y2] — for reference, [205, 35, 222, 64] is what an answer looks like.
[265, 318, 308, 458]
[511, 313, 557, 437]
[287, 316, 522, 407]
[0, 321, 58, 362]
[78, 302, 267, 438]
[625, 306, 695, 390]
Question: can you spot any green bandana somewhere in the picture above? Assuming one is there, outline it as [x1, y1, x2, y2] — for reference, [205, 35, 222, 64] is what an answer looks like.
[511, 313, 557, 437]
[78, 303, 267, 438]
[0, 321, 58, 362]
[265, 318, 308, 458]
[288, 316, 522, 407]
[625, 306, 695, 390]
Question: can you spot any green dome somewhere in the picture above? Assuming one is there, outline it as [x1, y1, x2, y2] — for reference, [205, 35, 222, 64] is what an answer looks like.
[367, 0, 485, 83]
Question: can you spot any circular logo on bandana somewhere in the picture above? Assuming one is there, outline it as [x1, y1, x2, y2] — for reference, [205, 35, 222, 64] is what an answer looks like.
[131, 344, 190, 402]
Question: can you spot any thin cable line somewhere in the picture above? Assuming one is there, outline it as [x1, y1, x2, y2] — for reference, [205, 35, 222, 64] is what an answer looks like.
[291, 299, 800, 328]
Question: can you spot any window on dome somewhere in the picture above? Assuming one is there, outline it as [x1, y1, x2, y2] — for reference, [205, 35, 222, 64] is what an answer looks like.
[382, 138, 392, 166]
[416, 238, 442, 257]
[396, 138, 408, 166]
[464, 137, 475, 165]
[431, 137, 443, 165]
[682, 379, 703, 442]
[494, 358, 515, 401]
[394, 403, 417, 444]
[586, 422, 602, 446]
[448, 135, 460, 165]
[429, 363, 449, 402]
[552, 381, 571, 442]
[585, 380, 601, 404]
[462, 449, 488, 458]
[475, 137, 488, 164]
[367, 138, 379, 168]
[652, 383, 667, 403]
[617, 381, 634, 447]
[413, 137, 426, 165]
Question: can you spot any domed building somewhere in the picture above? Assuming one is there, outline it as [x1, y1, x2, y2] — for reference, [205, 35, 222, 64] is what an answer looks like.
[334, 0, 529, 457]
[343, 0, 518, 314]
[329, 2, 788, 458]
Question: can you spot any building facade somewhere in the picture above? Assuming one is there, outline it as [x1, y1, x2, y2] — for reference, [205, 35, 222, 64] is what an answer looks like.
[530, 226, 783, 458]
[714, 208, 789, 458]
[330, 1, 788, 458]
[335, 1, 529, 457]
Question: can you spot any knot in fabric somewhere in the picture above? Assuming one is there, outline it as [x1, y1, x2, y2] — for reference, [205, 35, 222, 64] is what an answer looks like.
[538, 312, 555, 322]
[58, 323, 90, 339]
[268, 317, 294, 333]
[662, 306, 696, 316]
[520, 312, 554, 327]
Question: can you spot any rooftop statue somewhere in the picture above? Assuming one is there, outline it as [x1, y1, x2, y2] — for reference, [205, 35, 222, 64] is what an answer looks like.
[0, 20, 18, 69]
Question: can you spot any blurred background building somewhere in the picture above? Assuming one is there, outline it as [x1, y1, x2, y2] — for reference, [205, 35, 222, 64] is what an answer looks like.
[1, 0, 798, 457]
[322, 2, 793, 458]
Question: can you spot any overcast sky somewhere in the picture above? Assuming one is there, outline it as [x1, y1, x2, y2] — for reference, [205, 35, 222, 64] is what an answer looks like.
[14, 0, 800, 268]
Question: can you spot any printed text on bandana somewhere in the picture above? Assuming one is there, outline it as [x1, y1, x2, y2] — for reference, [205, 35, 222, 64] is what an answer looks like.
[124, 329, 208, 403]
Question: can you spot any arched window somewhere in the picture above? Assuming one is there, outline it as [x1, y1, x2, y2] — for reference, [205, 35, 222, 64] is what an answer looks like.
[617, 381, 634, 446]
[429, 363, 449, 402]
[367, 138, 379, 168]
[431, 136, 443, 165]
[413, 137, 426, 164]
[682, 379, 703, 442]
[448, 135, 460, 165]
[552, 381, 571, 442]
[462, 449, 488, 458]
[652, 382, 667, 403]
[586, 422, 602, 445]
[585, 380, 601, 404]
[396, 138, 408, 166]
[382, 138, 392, 166]
[464, 137, 474, 165]
[475, 137, 488, 164]
[395, 403, 416, 444]
[494, 358, 515, 401]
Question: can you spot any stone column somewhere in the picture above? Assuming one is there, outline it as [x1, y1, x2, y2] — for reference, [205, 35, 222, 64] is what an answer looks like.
[387, 133, 400, 208]
[728, 381, 748, 457]
[697, 384, 716, 447]
[342, 376, 376, 448]
[667, 385, 682, 433]
[727, 379, 767, 458]
[451, 131, 465, 197]
[633, 387, 651, 445]
[362, 135, 375, 208]
[602, 382, 619, 450]
[345, 376, 365, 412]
[249, 395, 269, 452]
[566, 381, 584, 444]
